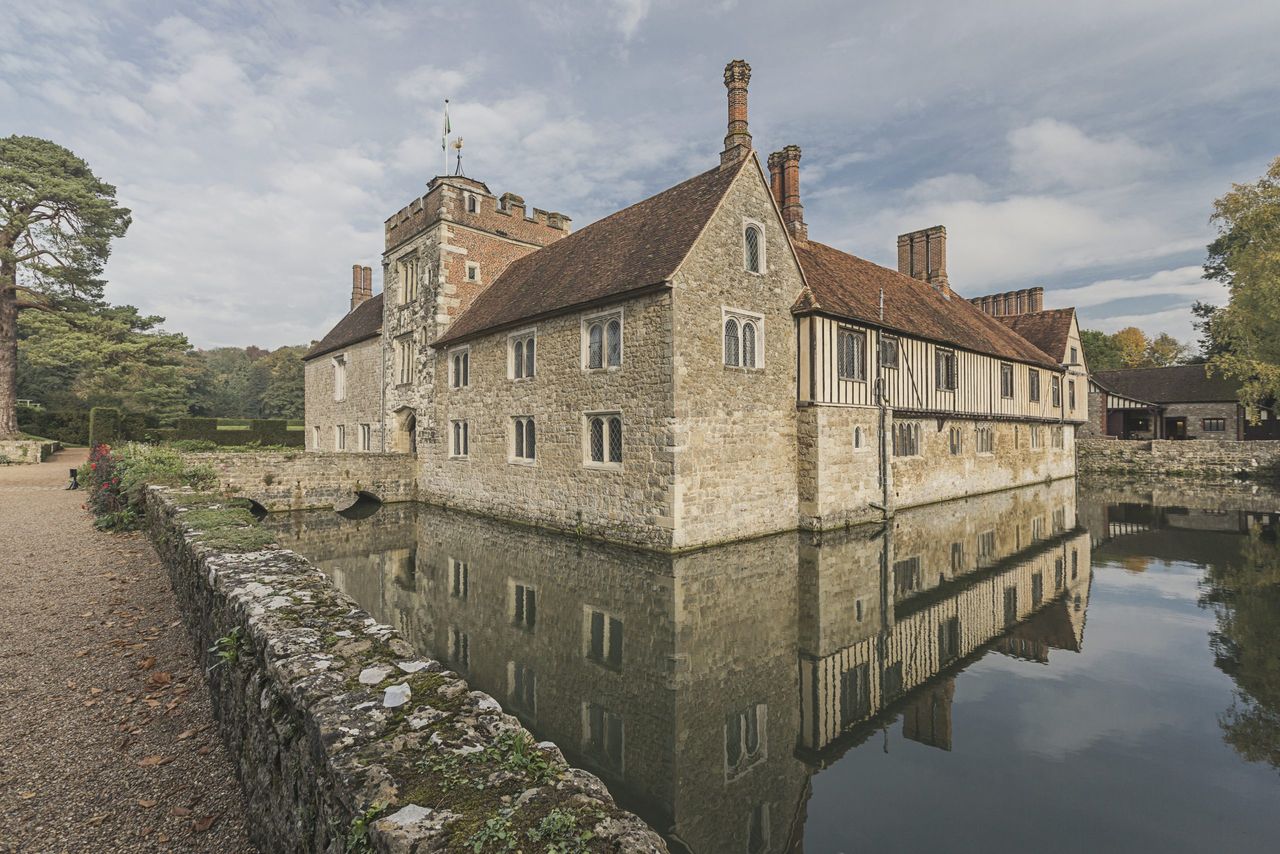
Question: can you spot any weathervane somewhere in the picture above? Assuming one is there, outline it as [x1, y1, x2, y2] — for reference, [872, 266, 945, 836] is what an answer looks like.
[452, 137, 465, 176]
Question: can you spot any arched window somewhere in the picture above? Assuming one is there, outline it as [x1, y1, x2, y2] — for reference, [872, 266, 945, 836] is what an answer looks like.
[607, 416, 623, 462]
[466, 194, 477, 213]
[514, 340, 525, 379]
[515, 419, 524, 456]
[744, 225, 762, 273]
[588, 323, 604, 369]
[526, 336, 535, 376]
[526, 420, 535, 459]
[589, 416, 605, 462]
[853, 426, 863, 449]
[452, 354, 461, 388]
[724, 317, 740, 366]
[742, 321, 757, 368]
[606, 319, 622, 367]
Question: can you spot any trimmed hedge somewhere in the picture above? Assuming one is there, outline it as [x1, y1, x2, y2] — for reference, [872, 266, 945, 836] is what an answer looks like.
[18, 406, 90, 445]
[146, 417, 304, 448]
[88, 407, 122, 447]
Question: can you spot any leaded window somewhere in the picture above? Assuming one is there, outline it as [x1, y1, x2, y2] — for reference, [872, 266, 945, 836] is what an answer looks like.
[1000, 363, 1014, 399]
[606, 318, 622, 367]
[744, 225, 762, 273]
[837, 328, 866, 381]
[1029, 369, 1041, 402]
[880, 336, 900, 369]
[587, 414, 623, 465]
[588, 323, 604, 369]
[513, 416, 535, 461]
[742, 321, 757, 368]
[935, 349, 957, 391]
[451, 350, 469, 389]
[451, 419, 469, 457]
[724, 317, 740, 366]
[892, 421, 919, 456]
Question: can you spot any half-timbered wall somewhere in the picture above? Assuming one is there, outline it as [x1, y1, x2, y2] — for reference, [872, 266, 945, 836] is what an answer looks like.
[798, 314, 1083, 423]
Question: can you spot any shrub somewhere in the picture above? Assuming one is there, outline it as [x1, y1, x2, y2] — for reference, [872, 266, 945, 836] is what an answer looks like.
[17, 406, 89, 445]
[88, 407, 122, 447]
[84, 443, 217, 529]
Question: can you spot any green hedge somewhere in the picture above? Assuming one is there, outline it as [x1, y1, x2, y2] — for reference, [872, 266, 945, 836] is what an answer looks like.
[89, 407, 122, 447]
[18, 406, 89, 445]
[146, 417, 304, 448]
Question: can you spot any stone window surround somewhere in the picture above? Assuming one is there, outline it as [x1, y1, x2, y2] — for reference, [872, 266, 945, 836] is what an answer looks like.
[722, 306, 765, 371]
[449, 418, 470, 459]
[853, 424, 870, 452]
[448, 345, 471, 389]
[398, 253, 419, 305]
[359, 423, 372, 451]
[510, 415, 536, 465]
[581, 308, 624, 371]
[975, 424, 995, 455]
[465, 192, 479, 214]
[583, 605, 623, 668]
[395, 335, 415, 386]
[581, 702, 626, 774]
[334, 423, 346, 451]
[507, 327, 537, 381]
[724, 702, 768, 780]
[582, 409, 623, 471]
[466, 261, 480, 282]
[742, 217, 767, 275]
[332, 354, 347, 402]
[311, 425, 320, 450]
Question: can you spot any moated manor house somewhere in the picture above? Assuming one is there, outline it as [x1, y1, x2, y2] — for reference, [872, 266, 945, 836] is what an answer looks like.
[303, 61, 1088, 551]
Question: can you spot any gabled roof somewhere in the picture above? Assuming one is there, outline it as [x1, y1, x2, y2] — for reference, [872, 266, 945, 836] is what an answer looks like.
[1094, 365, 1240, 404]
[997, 309, 1075, 363]
[434, 158, 747, 347]
[303, 293, 384, 361]
[792, 241, 1062, 370]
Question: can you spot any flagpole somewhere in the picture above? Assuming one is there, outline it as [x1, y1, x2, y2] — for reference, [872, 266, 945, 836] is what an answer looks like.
[442, 99, 450, 177]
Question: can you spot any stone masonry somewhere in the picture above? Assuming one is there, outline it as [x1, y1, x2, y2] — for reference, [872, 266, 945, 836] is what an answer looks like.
[1077, 436, 1280, 480]
[187, 450, 416, 511]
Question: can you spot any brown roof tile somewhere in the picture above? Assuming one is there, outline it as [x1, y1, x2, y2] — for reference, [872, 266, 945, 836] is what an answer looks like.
[793, 241, 1062, 369]
[434, 159, 746, 347]
[996, 309, 1075, 362]
[303, 293, 383, 361]
[1093, 365, 1240, 403]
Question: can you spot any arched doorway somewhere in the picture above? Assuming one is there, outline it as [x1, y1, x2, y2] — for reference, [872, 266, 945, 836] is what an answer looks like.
[405, 413, 417, 457]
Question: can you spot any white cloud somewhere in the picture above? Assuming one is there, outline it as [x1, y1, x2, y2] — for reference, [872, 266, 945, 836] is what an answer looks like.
[1052, 266, 1220, 310]
[394, 65, 471, 104]
[1009, 118, 1171, 190]
[611, 0, 652, 40]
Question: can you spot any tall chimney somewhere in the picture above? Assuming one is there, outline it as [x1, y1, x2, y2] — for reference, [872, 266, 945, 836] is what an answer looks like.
[781, 145, 807, 242]
[896, 225, 949, 291]
[767, 151, 785, 209]
[720, 59, 752, 168]
[350, 264, 365, 311]
[363, 266, 373, 301]
[1029, 286, 1044, 312]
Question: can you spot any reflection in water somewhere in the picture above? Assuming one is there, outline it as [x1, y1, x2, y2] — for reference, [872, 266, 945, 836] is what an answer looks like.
[1088, 496, 1280, 773]
[266, 480, 1101, 852]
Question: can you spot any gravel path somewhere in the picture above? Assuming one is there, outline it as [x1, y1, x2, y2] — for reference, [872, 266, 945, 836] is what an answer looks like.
[0, 449, 254, 853]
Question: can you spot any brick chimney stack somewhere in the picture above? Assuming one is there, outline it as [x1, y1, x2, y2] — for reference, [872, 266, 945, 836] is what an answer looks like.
[896, 225, 949, 292]
[767, 151, 784, 209]
[781, 145, 807, 242]
[350, 264, 373, 311]
[720, 59, 752, 168]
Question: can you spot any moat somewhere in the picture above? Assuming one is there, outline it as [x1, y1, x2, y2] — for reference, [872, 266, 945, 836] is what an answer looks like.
[262, 480, 1280, 853]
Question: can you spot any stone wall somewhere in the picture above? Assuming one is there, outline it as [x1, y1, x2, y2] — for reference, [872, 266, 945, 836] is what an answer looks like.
[0, 438, 60, 464]
[669, 160, 802, 548]
[304, 336, 384, 452]
[187, 450, 416, 511]
[421, 289, 678, 549]
[1077, 437, 1280, 480]
[145, 487, 666, 853]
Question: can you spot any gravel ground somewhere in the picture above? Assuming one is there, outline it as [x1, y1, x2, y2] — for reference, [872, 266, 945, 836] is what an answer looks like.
[0, 449, 254, 853]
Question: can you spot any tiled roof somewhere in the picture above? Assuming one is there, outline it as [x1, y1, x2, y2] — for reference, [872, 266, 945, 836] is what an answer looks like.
[792, 241, 1062, 369]
[1093, 365, 1240, 403]
[434, 159, 747, 347]
[996, 309, 1075, 363]
[303, 293, 384, 361]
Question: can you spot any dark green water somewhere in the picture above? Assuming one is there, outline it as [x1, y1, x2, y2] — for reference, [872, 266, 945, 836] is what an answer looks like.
[264, 480, 1280, 853]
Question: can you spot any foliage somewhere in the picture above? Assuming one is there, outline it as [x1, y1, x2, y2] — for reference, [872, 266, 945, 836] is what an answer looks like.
[187, 344, 308, 420]
[83, 442, 216, 529]
[147, 416, 303, 448]
[0, 135, 132, 437]
[468, 811, 518, 852]
[526, 808, 600, 853]
[1202, 155, 1280, 413]
[16, 404, 87, 444]
[208, 627, 243, 671]
[88, 406, 121, 447]
[1080, 326, 1192, 371]
[345, 802, 387, 854]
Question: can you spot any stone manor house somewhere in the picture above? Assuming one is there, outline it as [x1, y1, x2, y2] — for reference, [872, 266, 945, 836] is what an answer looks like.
[303, 60, 1088, 551]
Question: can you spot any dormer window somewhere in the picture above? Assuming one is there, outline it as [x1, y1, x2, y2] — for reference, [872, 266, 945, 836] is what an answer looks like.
[743, 221, 765, 274]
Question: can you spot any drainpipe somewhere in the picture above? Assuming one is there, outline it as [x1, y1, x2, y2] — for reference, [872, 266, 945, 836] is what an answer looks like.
[874, 331, 893, 521]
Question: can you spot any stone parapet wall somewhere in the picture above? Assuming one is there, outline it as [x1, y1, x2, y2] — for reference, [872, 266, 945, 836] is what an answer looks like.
[1078, 437, 1280, 480]
[0, 438, 60, 464]
[145, 486, 666, 853]
[186, 450, 416, 511]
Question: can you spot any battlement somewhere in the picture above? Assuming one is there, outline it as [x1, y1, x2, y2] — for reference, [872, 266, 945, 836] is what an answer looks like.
[384, 176, 570, 252]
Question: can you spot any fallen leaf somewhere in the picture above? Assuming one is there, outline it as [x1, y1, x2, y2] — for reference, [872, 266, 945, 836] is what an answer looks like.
[89, 687, 103, 696]
[19, 791, 35, 800]
[82, 699, 97, 708]
[88, 814, 107, 826]
[192, 815, 217, 833]
[138, 799, 157, 809]
[176, 729, 196, 741]
[171, 806, 191, 817]
[75, 649, 90, 658]
[149, 672, 171, 687]
[196, 745, 212, 756]
[138, 656, 156, 671]
[136, 755, 167, 767]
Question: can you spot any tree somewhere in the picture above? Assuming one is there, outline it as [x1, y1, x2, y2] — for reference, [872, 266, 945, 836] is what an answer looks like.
[17, 301, 191, 422]
[1203, 156, 1280, 412]
[1147, 332, 1191, 366]
[1080, 329, 1124, 371]
[256, 345, 307, 419]
[0, 136, 131, 437]
[1113, 326, 1151, 368]
[1190, 301, 1231, 363]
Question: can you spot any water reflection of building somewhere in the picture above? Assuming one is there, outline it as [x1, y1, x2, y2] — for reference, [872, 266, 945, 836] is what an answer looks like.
[266, 480, 1093, 854]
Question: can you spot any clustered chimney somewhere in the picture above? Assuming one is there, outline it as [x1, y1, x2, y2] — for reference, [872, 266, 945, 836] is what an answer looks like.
[720, 59, 752, 168]
[970, 287, 1044, 317]
[767, 146, 807, 241]
[896, 226, 949, 292]
[350, 264, 373, 311]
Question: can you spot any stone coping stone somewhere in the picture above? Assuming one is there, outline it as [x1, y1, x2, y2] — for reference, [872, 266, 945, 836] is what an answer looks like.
[145, 485, 666, 853]
[0, 438, 61, 464]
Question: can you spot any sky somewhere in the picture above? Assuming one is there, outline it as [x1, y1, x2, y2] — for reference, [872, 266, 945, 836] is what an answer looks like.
[3, 0, 1278, 350]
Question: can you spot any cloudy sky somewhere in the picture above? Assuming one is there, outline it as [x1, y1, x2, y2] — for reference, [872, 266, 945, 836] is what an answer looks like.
[4, 0, 1277, 349]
